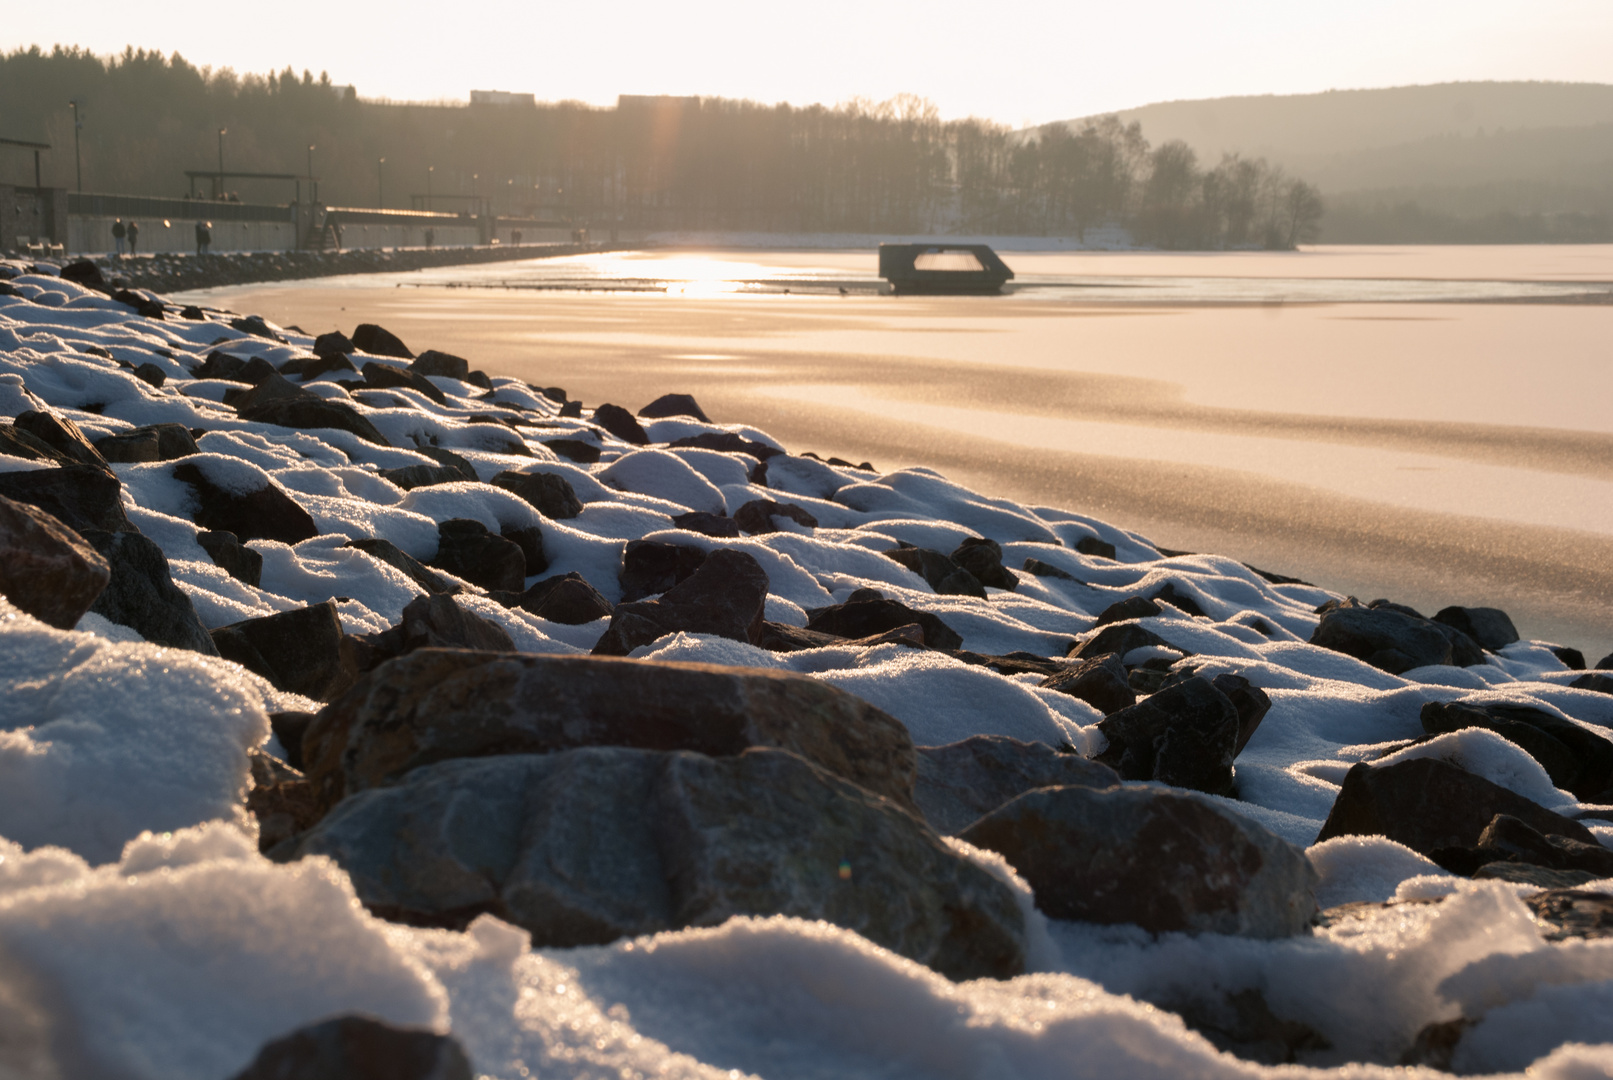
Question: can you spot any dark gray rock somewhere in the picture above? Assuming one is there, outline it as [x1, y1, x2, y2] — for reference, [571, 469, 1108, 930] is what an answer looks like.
[1038, 652, 1136, 715]
[82, 529, 218, 654]
[512, 571, 613, 624]
[0, 421, 73, 465]
[350, 323, 413, 359]
[961, 784, 1317, 937]
[1022, 558, 1083, 583]
[1075, 536, 1117, 560]
[593, 549, 768, 655]
[228, 1014, 472, 1080]
[1094, 596, 1162, 627]
[1066, 621, 1179, 662]
[491, 469, 582, 519]
[93, 429, 159, 463]
[352, 593, 515, 673]
[914, 735, 1120, 835]
[1095, 675, 1247, 796]
[312, 330, 356, 358]
[378, 463, 466, 490]
[290, 746, 1024, 981]
[1421, 699, 1613, 801]
[638, 392, 711, 422]
[805, 596, 965, 650]
[619, 539, 709, 602]
[591, 403, 650, 445]
[409, 445, 478, 480]
[951, 537, 1018, 591]
[1433, 606, 1520, 652]
[735, 498, 817, 535]
[301, 649, 919, 812]
[12, 411, 107, 469]
[1552, 646, 1587, 670]
[131, 362, 166, 388]
[668, 431, 782, 460]
[883, 545, 984, 598]
[197, 529, 262, 587]
[0, 465, 135, 534]
[1315, 756, 1598, 855]
[1523, 889, 1613, 941]
[171, 461, 319, 545]
[428, 518, 527, 593]
[0, 494, 109, 629]
[1570, 673, 1613, 696]
[343, 538, 458, 595]
[671, 511, 741, 537]
[361, 361, 447, 406]
[1599, 652, 1613, 671]
[228, 314, 285, 342]
[1474, 863, 1598, 888]
[409, 349, 471, 381]
[1153, 582, 1207, 617]
[211, 601, 352, 701]
[234, 395, 389, 446]
[1310, 604, 1454, 674]
[279, 352, 358, 381]
[541, 438, 600, 464]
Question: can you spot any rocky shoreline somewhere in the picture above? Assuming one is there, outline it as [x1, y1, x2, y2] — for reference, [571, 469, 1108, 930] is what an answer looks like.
[2, 254, 1612, 1079]
[70, 241, 620, 295]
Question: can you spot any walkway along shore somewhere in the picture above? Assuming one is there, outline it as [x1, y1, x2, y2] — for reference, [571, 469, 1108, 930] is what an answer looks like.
[76, 241, 635, 294]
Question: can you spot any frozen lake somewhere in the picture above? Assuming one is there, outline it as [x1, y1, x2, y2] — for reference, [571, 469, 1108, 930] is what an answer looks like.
[195, 244, 1613, 658]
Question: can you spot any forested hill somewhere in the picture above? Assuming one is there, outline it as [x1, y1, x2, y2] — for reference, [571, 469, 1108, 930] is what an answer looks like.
[1052, 82, 1613, 242]
[0, 45, 1322, 248]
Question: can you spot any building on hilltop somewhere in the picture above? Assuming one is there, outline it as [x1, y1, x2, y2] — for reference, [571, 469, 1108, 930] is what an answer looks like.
[470, 90, 537, 107]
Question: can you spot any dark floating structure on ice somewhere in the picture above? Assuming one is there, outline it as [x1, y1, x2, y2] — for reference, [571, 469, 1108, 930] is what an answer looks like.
[878, 243, 1015, 295]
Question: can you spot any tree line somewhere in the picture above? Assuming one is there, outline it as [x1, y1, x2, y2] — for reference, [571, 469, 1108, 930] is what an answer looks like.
[0, 45, 1323, 247]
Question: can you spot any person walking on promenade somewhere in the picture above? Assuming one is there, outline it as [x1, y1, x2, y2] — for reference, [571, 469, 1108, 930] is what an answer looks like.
[196, 221, 212, 255]
[127, 221, 140, 256]
[111, 218, 126, 256]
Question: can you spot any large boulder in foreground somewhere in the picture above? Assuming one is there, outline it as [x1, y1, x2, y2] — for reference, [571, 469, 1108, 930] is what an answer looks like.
[289, 746, 1025, 981]
[300, 649, 917, 813]
[1314, 756, 1597, 855]
[593, 548, 768, 655]
[961, 784, 1317, 938]
[0, 494, 109, 629]
[229, 1014, 472, 1080]
[914, 735, 1119, 835]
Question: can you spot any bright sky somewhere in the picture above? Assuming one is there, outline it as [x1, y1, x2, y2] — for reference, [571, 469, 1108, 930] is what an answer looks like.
[6, 0, 1611, 125]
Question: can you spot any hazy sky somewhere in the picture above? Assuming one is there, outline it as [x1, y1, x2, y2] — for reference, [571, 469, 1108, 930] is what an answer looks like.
[6, 0, 1611, 125]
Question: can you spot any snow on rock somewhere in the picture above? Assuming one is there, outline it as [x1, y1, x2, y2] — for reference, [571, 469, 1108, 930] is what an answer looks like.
[0, 598, 272, 863]
[3, 262, 1613, 1078]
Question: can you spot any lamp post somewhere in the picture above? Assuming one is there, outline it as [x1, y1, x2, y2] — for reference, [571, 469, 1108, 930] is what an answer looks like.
[377, 157, 385, 209]
[217, 127, 226, 198]
[68, 100, 82, 192]
[426, 165, 433, 211]
[307, 144, 316, 203]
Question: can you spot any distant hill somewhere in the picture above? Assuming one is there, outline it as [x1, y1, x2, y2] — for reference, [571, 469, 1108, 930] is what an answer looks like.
[1051, 82, 1613, 242]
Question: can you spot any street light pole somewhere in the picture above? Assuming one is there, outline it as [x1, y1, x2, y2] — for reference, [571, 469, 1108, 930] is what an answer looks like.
[377, 157, 385, 209]
[217, 128, 226, 198]
[307, 144, 316, 203]
[68, 100, 82, 192]
[426, 165, 433, 211]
